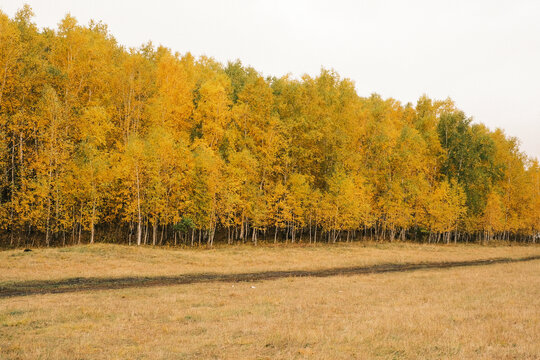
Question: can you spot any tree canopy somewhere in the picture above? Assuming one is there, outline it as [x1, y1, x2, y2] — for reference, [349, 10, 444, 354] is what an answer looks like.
[0, 7, 538, 246]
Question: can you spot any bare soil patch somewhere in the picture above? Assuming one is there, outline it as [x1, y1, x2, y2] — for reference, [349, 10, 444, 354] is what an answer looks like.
[2, 255, 538, 298]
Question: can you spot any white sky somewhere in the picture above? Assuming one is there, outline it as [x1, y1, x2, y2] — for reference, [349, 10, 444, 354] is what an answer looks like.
[1, 0, 539, 160]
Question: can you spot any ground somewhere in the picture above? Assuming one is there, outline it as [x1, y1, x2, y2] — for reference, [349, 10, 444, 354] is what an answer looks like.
[1, 242, 539, 359]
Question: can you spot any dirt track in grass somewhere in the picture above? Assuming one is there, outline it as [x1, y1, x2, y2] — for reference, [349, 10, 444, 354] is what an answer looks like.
[1, 255, 539, 299]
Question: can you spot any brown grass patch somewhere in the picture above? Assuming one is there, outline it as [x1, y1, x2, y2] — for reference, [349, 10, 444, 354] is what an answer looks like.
[1, 259, 538, 359]
[1, 242, 539, 282]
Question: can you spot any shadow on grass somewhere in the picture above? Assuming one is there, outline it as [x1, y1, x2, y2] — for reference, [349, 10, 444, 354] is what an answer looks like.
[1, 256, 539, 298]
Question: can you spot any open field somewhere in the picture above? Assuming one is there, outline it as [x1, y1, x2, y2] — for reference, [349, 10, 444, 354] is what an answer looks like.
[1, 243, 539, 359]
[2, 242, 540, 282]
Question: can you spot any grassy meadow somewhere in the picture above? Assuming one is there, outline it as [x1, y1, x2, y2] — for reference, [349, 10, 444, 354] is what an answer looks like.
[1, 243, 539, 359]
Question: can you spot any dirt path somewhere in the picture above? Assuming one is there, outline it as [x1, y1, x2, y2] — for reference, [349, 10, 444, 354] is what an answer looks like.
[1, 255, 539, 298]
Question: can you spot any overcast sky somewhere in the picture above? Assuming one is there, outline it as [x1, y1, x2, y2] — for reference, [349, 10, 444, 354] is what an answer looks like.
[1, 0, 539, 159]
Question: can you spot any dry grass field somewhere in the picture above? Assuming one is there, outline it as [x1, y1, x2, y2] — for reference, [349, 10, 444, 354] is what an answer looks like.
[1, 243, 539, 359]
[1, 242, 539, 282]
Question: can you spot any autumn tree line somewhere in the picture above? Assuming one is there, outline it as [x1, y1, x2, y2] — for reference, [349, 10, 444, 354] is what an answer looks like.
[0, 7, 539, 247]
